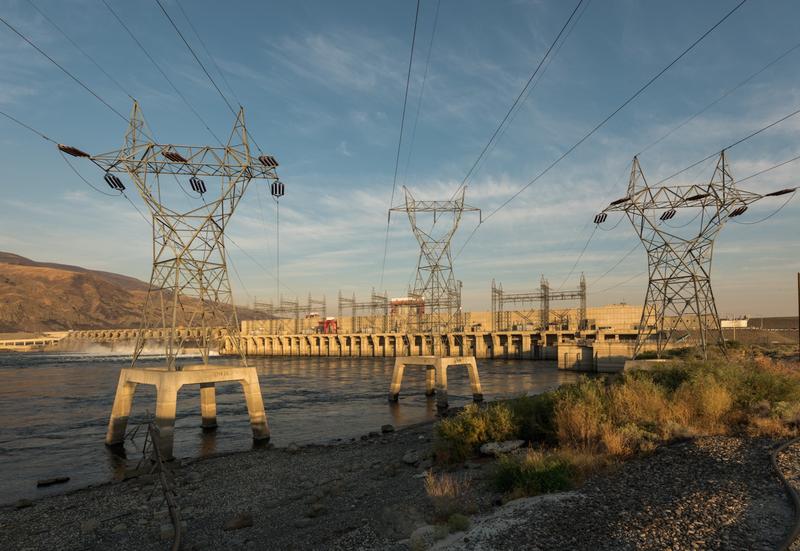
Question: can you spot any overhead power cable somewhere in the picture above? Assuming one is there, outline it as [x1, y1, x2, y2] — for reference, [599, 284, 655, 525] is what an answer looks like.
[402, 0, 442, 187]
[598, 270, 646, 294]
[101, 0, 224, 145]
[731, 191, 797, 225]
[26, 0, 134, 102]
[0, 14, 127, 121]
[379, 0, 422, 290]
[556, 222, 596, 290]
[454, 0, 748, 258]
[453, 0, 592, 200]
[173, 0, 241, 107]
[737, 153, 800, 185]
[654, 105, 800, 186]
[0, 109, 152, 222]
[153, 0, 266, 154]
[0, 109, 56, 143]
[637, 38, 800, 157]
[456, 0, 585, 195]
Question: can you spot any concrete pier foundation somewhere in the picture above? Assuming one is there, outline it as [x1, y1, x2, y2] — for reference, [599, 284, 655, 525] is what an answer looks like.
[388, 356, 483, 409]
[106, 365, 269, 459]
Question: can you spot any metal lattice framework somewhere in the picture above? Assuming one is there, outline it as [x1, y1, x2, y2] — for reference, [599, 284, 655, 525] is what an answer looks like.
[87, 102, 281, 369]
[491, 274, 587, 331]
[390, 187, 480, 333]
[601, 151, 794, 358]
[254, 294, 327, 335]
[337, 289, 389, 333]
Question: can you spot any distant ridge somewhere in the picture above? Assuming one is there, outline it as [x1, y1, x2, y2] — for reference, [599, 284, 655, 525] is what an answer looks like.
[0, 252, 259, 333]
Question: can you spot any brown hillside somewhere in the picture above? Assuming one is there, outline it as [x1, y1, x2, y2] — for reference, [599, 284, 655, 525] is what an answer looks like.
[0, 253, 261, 332]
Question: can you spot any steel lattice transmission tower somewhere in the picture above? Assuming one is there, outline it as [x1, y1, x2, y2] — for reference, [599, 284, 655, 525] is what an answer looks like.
[390, 187, 480, 333]
[600, 151, 795, 358]
[87, 101, 282, 369]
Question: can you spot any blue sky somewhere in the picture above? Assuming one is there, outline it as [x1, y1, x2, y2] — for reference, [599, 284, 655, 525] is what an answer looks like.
[1, 0, 799, 316]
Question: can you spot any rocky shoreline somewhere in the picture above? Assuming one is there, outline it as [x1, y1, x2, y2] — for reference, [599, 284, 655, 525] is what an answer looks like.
[1, 423, 798, 550]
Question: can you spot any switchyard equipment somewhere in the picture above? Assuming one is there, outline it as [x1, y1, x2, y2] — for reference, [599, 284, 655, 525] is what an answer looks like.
[492, 274, 587, 332]
[599, 151, 796, 358]
[337, 289, 389, 333]
[61, 101, 280, 456]
[390, 186, 480, 333]
[254, 294, 327, 334]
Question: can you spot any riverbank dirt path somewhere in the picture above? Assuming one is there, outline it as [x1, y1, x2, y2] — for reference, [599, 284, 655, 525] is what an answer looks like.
[1, 426, 796, 550]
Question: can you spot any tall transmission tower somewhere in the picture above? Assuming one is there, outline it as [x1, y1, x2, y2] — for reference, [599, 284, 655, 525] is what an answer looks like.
[390, 186, 480, 333]
[74, 101, 282, 369]
[599, 151, 796, 358]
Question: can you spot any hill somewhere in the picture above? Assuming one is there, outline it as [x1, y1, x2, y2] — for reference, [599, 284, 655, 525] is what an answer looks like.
[0, 252, 260, 333]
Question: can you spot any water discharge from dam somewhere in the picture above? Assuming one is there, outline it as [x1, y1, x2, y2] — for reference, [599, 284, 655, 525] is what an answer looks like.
[0, 353, 582, 505]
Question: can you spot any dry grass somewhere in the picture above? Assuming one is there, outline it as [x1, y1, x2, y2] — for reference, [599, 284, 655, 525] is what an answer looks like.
[424, 470, 473, 520]
[553, 379, 605, 451]
[434, 350, 800, 499]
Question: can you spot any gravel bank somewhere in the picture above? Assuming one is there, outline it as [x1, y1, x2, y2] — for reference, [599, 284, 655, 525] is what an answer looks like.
[436, 436, 794, 551]
[776, 438, 800, 551]
[1, 430, 796, 550]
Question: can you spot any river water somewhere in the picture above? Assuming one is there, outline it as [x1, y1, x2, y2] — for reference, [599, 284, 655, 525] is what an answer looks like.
[0, 353, 581, 505]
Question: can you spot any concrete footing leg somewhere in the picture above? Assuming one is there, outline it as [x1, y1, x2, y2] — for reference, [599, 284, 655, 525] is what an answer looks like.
[154, 383, 179, 460]
[200, 382, 217, 429]
[425, 366, 436, 396]
[435, 360, 448, 410]
[466, 358, 484, 402]
[388, 359, 405, 402]
[105, 375, 137, 446]
[241, 374, 270, 441]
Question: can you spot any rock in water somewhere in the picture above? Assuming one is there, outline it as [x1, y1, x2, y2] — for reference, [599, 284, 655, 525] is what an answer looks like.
[381, 424, 395, 434]
[36, 476, 70, 487]
[479, 440, 525, 457]
[14, 499, 33, 509]
[223, 512, 253, 531]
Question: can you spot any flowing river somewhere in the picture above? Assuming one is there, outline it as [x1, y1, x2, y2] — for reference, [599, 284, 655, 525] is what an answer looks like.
[0, 353, 581, 505]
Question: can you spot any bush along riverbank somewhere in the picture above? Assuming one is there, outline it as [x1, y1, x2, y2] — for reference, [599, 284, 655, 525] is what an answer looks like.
[432, 351, 800, 501]
[408, 348, 800, 549]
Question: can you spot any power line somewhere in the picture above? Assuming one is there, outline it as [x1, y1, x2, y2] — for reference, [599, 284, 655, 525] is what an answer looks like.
[737, 152, 800, 184]
[592, 241, 640, 286]
[637, 38, 800, 157]
[454, 0, 748, 258]
[0, 109, 56, 143]
[153, 0, 266, 155]
[557, 223, 596, 290]
[26, 0, 134, 102]
[598, 270, 646, 294]
[100, 0, 224, 145]
[0, 14, 127, 121]
[457, 0, 585, 194]
[653, 105, 800, 186]
[455, 0, 592, 197]
[153, 0, 235, 117]
[173, 0, 241, 107]
[401, 0, 442, 187]
[731, 191, 797, 225]
[379, 0, 422, 290]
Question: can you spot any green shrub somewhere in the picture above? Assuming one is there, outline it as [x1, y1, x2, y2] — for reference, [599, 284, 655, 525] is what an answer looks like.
[493, 450, 575, 497]
[435, 403, 516, 463]
[447, 513, 470, 533]
[507, 393, 558, 444]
